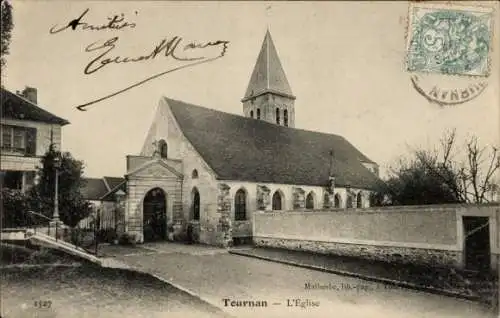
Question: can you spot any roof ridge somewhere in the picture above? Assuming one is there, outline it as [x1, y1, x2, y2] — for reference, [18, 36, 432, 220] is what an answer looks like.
[164, 97, 379, 188]
[1, 87, 70, 125]
[163, 96, 343, 136]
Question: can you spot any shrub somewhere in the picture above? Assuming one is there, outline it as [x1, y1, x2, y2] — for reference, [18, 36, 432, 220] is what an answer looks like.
[118, 232, 137, 246]
[1, 188, 33, 228]
[97, 228, 117, 243]
[70, 228, 95, 248]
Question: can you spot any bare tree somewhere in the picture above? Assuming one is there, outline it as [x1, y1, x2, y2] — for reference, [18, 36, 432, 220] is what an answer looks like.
[414, 129, 499, 204]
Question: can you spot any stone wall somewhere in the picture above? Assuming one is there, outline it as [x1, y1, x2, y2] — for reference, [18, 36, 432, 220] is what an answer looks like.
[253, 204, 500, 270]
[254, 237, 462, 267]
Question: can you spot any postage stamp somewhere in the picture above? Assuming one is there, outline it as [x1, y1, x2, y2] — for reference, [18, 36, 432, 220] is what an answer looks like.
[406, 3, 494, 77]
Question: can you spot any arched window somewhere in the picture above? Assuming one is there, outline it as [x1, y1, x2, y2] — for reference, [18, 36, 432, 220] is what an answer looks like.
[276, 108, 280, 125]
[234, 189, 247, 221]
[356, 192, 363, 208]
[272, 191, 282, 210]
[257, 108, 261, 119]
[158, 139, 168, 158]
[306, 192, 314, 209]
[346, 195, 354, 208]
[250, 110, 254, 118]
[334, 194, 341, 208]
[192, 188, 200, 220]
[284, 109, 288, 127]
[191, 169, 198, 179]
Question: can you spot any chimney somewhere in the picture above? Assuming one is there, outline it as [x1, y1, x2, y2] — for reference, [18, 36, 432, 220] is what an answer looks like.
[21, 86, 37, 104]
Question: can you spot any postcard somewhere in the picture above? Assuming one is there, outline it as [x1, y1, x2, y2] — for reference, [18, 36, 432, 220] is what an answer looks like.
[1, 1, 499, 318]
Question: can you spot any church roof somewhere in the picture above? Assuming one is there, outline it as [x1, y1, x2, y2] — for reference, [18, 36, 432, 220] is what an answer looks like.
[166, 97, 379, 189]
[1, 87, 70, 125]
[242, 30, 295, 102]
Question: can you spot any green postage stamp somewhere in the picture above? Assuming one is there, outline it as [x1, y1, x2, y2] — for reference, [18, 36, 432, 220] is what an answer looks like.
[406, 3, 494, 77]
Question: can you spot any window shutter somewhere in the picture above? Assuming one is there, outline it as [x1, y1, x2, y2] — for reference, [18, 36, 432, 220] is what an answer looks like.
[25, 127, 37, 155]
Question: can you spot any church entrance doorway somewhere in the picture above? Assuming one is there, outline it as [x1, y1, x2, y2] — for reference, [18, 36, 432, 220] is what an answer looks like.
[143, 188, 167, 242]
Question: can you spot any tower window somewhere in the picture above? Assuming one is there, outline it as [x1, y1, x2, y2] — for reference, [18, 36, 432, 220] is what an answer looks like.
[158, 139, 168, 158]
[276, 108, 280, 125]
[250, 110, 254, 118]
[284, 109, 288, 127]
[257, 108, 261, 119]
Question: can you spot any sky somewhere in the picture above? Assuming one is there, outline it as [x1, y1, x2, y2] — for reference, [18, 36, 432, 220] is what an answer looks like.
[3, 1, 499, 179]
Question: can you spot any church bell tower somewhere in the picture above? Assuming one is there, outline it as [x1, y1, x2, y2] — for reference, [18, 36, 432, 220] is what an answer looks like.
[241, 30, 296, 128]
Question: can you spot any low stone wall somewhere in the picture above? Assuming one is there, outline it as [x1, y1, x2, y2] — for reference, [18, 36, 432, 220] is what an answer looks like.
[253, 204, 500, 270]
[254, 236, 462, 268]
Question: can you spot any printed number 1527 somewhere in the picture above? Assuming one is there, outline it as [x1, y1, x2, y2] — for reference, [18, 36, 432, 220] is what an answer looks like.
[34, 301, 52, 309]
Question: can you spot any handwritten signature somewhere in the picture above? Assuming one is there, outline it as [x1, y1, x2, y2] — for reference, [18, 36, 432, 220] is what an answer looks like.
[49, 8, 229, 111]
[50, 8, 136, 33]
[84, 36, 229, 75]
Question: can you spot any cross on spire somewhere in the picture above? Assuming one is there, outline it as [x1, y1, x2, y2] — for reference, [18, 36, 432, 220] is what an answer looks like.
[266, 5, 272, 29]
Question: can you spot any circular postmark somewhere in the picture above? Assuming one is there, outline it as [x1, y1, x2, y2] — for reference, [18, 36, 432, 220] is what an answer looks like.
[405, 3, 495, 106]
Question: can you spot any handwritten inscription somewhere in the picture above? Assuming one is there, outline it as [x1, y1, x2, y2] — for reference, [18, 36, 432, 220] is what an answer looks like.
[84, 36, 229, 75]
[50, 8, 136, 33]
[49, 8, 230, 111]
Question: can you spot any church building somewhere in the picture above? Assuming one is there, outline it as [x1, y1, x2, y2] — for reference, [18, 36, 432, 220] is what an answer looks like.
[101, 31, 380, 246]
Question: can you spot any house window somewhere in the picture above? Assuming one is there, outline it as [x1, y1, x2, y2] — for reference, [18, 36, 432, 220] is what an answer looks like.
[257, 108, 261, 119]
[284, 109, 288, 127]
[192, 188, 200, 220]
[306, 192, 314, 209]
[272, 191, 283, 210]
[1, 171, 23, 190]
[356, 192, 363, 208]
[1, 125, 35, 154]
[276, 108, 280, 125]
[192, 169, 199, 179]
[250, 110, 254, 118]
[234, 189, 247, 221]
[334, 194, 341, 208]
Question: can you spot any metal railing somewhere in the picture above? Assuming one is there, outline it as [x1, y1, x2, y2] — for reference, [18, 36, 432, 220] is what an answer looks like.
[24, 210, 60, 241]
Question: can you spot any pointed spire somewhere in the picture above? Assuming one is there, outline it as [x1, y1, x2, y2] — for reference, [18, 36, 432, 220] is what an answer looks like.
[242, 30, 295, 101]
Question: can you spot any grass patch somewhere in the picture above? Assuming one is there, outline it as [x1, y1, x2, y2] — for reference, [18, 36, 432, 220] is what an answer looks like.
[0, 243, 88, 266]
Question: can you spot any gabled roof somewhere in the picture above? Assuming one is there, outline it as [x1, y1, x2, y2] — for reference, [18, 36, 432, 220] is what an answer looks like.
[103, 176, 125, 191]
[1, 88, 70, 125]
[125, 158, 183, 179]
[81, 178, 108, 201]
[165, 97, 379, 189]
[242, 30, 295, 101]
[81, 176, 125, 201]
[101, 180, 127, 201]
